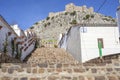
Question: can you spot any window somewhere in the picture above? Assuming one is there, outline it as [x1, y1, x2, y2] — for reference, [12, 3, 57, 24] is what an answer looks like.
[80, 27, 87, 33]
[14, 37, 17, 40]
[8, 32, 12, 36]
[97, 38, 104, 48]
[0, 26, 2, 30]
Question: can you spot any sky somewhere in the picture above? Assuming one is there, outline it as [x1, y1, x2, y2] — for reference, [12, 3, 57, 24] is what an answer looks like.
[0, 0, 119, 30]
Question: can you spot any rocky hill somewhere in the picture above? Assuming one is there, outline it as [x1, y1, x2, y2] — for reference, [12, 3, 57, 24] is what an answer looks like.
[30, 3, 116, 41]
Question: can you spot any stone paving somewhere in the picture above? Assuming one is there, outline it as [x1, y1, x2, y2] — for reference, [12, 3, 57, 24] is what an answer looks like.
[0, 48, 120, 80]
[25, 48, 79, 64]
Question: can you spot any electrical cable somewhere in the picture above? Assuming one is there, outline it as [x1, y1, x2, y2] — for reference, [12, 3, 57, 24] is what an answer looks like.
[81, 0, 107, 62]
[96, 0, 107, 12]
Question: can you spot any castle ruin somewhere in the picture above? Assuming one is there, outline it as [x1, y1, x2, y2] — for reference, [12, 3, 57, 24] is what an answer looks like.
[65, 3, 94, 13]
[49, 3, 94, 17]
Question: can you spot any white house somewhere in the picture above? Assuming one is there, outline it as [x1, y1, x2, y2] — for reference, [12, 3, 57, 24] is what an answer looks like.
[0, 16, 19, 57]
[117, 6, 120, 36]
[58, 24, 120, 63]
[0, 15, 36, 61]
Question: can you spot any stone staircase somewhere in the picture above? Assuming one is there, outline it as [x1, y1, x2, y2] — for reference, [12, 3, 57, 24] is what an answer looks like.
[0, 48, 120, 80]
[24, 48, 79, 64]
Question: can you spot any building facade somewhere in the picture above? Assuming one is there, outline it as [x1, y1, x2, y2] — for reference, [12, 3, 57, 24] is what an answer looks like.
[0, 15, 36, 61]
[58, 24, 120, 63]
[117, 6, 120, 37]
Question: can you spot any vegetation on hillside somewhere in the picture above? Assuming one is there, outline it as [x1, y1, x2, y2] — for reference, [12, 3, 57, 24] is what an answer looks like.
[31, 8, 116, 41]
[70, 20, 77, 24]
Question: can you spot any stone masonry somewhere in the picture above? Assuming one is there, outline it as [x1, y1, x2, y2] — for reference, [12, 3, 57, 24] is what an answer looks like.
[49, 3, 94, 17]
[0, 48, 120, 80]
[65, 3, 94, 13]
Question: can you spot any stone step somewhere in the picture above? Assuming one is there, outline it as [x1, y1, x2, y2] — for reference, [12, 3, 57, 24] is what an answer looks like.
[24, 48, 79, 64]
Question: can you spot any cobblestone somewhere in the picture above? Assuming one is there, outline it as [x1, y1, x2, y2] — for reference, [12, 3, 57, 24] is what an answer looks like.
[106, 68, 113, 72]
[20, 77, 28, 80]
[73, 77, 78, 80]
[48, 76, 59, 80]
[27, 68, 31, 73]
[17, 68, 24, 72]
[38, 63, 48, 68]
[62, 76, 71, 79]
[114, 68, 120, 71]
[2, 67, 7, 73]
[74, 68, 85, 73]
[79, 76, 84, 80]
[87, 76, 94, 80]
[107, 76, 118, 80]
[56, 68, 62, 72]
[39, 68, 45, 73]
[56, 64, 62, 68]
[91, 68, 97, 73]
[63, 68, 72, 73]
[8, 68, 14, 74]
[95, 76, 105, 80]
[30, 78, 37, 80]
[13, 78, 18, 80]
[1, 76, 11, 80]
[32, 68, 37, 73]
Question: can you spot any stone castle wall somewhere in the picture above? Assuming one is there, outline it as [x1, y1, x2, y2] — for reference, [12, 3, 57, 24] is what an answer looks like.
[48, 11, 65, 17]
[65, 3, 94, 13]
[49, 3, 94, 17]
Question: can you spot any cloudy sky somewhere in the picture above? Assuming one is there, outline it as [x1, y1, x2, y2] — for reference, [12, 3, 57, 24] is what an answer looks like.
[0, 0, 119, 30]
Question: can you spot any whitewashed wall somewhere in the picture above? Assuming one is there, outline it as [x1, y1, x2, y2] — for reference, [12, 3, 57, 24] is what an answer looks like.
[66, 27, 82, 62]
[0, 19, 17, 56]
[117, 7, 120, 36]
[59, 26, 120, 63]
[58, 34, 67, 50]
[11, 24, 21, 36]
[0, 16, 36, 61]
[80, 27, 120, 62]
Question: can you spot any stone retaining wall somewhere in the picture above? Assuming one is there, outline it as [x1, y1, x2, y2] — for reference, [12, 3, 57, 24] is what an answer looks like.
[0, 59, 120, 80]
[0, 48, 120, 80]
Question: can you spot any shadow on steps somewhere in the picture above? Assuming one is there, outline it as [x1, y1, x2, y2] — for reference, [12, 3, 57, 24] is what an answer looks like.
[0, 53, 22, 63]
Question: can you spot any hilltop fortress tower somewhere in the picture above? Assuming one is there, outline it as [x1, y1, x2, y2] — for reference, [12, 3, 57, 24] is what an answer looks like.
[65, 3, 94, 13]
[49, 3, 94, 17]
